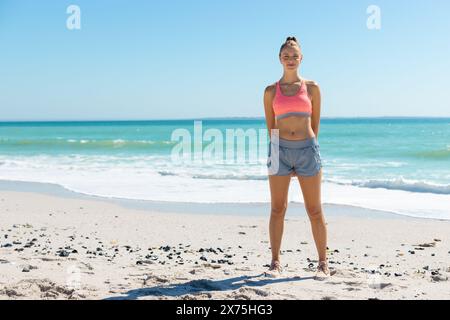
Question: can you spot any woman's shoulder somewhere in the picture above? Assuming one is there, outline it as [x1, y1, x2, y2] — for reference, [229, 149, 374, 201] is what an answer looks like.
[302, 77, 319, 88]
[303, 78, 320, 99]
[264, 82, 277, 96]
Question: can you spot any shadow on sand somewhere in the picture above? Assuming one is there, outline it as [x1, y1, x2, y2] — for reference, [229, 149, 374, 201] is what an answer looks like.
[103, 273, 315, 300]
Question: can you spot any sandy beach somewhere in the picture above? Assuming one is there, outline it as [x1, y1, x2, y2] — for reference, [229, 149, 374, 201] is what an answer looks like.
[0, 182, 449, 300]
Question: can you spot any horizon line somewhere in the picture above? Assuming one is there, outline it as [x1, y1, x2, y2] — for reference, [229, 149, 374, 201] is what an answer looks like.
[1, 116, 450, 123]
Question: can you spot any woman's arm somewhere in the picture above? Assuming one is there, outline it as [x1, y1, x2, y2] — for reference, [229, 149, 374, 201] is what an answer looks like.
[308, 81, 321, 139]
[263, 85, 276, 138]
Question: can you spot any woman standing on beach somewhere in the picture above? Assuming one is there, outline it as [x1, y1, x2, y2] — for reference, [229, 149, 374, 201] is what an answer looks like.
[263, 36, 330, 280]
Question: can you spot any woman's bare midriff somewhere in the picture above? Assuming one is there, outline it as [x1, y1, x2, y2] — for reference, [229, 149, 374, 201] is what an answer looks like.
[274, 116, 316, 141]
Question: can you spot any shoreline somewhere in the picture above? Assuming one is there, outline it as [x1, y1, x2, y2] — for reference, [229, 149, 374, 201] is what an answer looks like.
[0, 178, 442, 221]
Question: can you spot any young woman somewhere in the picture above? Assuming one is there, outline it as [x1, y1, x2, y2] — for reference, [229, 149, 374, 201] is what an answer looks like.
[263, 36, 331, 280]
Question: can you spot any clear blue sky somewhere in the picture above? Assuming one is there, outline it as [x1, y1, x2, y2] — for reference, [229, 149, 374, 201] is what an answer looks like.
[1, 0, 449, 121]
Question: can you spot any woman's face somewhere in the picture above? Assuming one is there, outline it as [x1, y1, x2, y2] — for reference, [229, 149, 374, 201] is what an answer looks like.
[279, 46, 302, 71]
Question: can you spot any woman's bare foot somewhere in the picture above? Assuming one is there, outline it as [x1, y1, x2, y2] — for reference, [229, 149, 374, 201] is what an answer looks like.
[264, 260, 283, 278]
[314, 260, 333, 281]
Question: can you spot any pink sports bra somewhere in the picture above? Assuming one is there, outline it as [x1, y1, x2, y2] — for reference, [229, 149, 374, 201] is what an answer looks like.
[272, 79, 312, 120]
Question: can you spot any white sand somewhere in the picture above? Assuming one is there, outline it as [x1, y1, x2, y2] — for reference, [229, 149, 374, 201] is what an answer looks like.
[1, 189, 449, 300]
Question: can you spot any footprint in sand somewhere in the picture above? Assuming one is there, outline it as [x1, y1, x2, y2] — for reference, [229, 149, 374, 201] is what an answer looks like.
[343, 287, 361, 291]
[333, 269, 358, 279]
[230, 293, 251, 300]
[0, 279, 86, 299]
[143, 274, 169, 285]
[368, 282, 393, 290]
[238, 287, 270, 297]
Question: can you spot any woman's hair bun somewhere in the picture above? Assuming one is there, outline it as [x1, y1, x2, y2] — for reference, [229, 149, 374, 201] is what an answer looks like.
[285, 36, 298, 43]
[279, 36, 301, 56]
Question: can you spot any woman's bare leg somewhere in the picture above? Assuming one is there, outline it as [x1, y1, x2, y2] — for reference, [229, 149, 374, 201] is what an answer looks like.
[297, 169, 327, 262]
[268, 175, 291, 263]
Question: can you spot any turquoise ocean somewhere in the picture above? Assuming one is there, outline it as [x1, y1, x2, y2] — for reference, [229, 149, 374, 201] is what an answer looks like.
[0, 118, 449, 220]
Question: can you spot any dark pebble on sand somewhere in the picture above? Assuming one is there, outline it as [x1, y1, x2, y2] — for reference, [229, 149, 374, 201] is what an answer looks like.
[394, 273, 402, 277]
[431, 270, 440, 276]
[136, 260, 154, 265]
[431, 275, 448, 282]
[57, 250, 70, 257]
[21, 265, 37, 272]
[200, 256, 207, 261]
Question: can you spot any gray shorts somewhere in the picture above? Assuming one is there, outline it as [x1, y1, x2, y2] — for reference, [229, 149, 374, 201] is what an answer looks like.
[267, 136, 322, 177]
